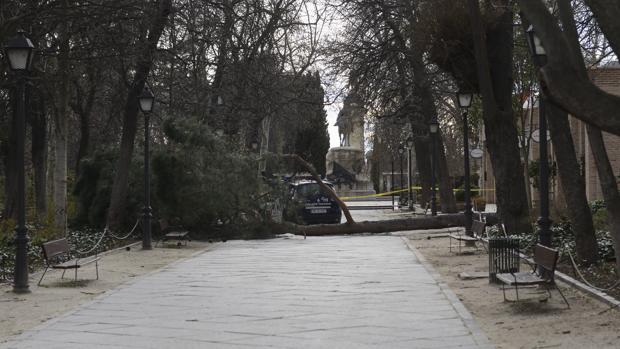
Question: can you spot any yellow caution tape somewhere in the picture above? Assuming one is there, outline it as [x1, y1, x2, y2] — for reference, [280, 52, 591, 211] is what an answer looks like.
[340, 186, 495, 200]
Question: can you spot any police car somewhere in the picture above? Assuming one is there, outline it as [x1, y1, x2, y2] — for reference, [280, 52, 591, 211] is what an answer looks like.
[283, 180, 342, 224]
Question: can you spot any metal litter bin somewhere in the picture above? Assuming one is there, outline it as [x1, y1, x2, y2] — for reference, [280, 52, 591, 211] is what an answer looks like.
[488, 238, 520, 283]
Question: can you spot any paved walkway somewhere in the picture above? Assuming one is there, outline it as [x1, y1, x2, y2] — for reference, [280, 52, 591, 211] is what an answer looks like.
[2, 235, 492, 348]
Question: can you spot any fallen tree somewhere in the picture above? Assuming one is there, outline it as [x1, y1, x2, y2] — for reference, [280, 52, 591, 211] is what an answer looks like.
[293, 214, 466, 236]
[271, 154, 495, 237]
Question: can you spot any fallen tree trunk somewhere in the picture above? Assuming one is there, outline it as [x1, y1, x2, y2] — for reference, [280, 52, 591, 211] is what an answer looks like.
[277, 214, 477, 236]
[298, 215, 465, 236]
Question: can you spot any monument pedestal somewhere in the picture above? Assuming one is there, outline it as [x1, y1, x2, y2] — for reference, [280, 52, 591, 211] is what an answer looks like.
[326, 147, 375, 198]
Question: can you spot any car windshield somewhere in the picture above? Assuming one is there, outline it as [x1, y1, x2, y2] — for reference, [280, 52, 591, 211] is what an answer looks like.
[296, 183, 331, 197]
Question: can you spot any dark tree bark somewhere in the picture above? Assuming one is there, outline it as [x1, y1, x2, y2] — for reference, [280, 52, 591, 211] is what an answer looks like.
[28, 85, 48, 220]
[413, 136, 432, 205]
[2, 87, 19, 220]
[71, 68, 99, 176]
[467, 0, 532, 234]
[107, 0, 172, 229]
[436, 131, 457, 213]
[587, 126, 620, 272]
[546, 102, 598, 264]
[295, 214, 467, 236]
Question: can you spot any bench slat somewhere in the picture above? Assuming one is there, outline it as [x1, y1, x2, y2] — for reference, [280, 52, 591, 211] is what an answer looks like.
[496, 272, 545, 285]
[43, 238, 71, 260]
[52, 256, 100, 269]
[165, 232, 189, 238]
[449, 234, 478, 241]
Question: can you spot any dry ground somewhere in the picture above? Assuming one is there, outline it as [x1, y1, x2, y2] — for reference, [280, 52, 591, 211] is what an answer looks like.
[0, 241, 213, 343]
[409, 234, 620, 349]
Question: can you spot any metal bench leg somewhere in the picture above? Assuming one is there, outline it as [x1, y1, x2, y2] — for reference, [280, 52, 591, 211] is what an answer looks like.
[515, 283, 519, 301]
[61, 269, 66, 279]
[96, 260, 99, 280]
[75, 267, 78, 281]
[501, 283, 507, 301]
[38, 267, 49, 286]
[555, 285, 570, 308]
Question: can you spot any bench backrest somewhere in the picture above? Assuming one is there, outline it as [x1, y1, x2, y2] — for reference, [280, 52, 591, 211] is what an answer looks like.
[159, 219, 169, 231]
[533, 244, 559, 277]
[42, 238, 71, 261]
[472, 220, 486, 236]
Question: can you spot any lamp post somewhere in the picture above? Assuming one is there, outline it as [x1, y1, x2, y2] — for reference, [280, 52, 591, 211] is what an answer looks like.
[391, 155, 395, 210]
[398, 145, 404, 207]
[5, 31, 35, 293]
[406, 137, 414, 210]
[138, 85, 155, 250]
[526, 24, 552, 247]
[429, 117, 439, 216]
[457, 91, 474, 238]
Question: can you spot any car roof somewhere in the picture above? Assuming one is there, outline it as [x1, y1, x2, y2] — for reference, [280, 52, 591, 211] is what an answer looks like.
[290, 179, 334, 186]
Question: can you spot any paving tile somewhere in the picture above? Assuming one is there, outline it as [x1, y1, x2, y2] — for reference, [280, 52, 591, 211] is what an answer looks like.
[1, 228, 493, 348]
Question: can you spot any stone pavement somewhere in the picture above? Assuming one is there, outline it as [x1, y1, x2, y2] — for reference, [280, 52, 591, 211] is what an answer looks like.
[2, 235, 493, 348]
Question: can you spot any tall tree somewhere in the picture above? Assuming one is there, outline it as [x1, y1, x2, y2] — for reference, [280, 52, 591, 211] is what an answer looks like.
[52, 0, 71, 233]
[107, 0, 172, 229]
[465, 0, 531, 233]
[518, 0, 620, 136]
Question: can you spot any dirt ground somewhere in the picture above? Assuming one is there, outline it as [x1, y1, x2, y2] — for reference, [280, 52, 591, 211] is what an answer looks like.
[409, 234, 620, 349]
[0, 241, 214, 343]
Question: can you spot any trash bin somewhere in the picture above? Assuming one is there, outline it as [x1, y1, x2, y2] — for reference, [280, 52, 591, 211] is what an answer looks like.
[488, 237, 520, 283]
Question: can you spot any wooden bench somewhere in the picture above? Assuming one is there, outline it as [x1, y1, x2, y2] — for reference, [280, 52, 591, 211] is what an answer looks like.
[158, 219, 190, 247]
[449, 220, 486, 253]
[496, 244, 569, 308]
[38, 238, 100, 286]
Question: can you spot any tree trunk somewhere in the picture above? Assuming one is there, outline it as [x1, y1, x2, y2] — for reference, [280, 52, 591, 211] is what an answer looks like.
[53, 3, 70, 233]
[28, 85, 48, 220]
[414, 137, 432, 206]
[437, 131, 457, 213]
[586, 126, 620, 272]
[408, 47, 457, 213]
[547, 102, 598, 264]
[295, 214, 467, 236]
[107, 0, 173, 229]
[72, 70, 98, 176]
[2, 88, 19, 220]
[468, 0, 532, 234]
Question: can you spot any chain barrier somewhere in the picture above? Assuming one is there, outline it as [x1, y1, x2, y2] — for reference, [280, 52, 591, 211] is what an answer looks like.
[107, 218, 141, 240]
[75, 218, 142, 256]
[75, 229, 108, 255]
[564, 246, 620, 292]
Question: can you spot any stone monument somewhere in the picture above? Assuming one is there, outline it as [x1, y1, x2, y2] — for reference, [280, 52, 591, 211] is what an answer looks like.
[326, 92, 375, 197]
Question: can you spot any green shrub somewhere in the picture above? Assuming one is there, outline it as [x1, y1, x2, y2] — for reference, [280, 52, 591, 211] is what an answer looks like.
[151, 119, 280, 238]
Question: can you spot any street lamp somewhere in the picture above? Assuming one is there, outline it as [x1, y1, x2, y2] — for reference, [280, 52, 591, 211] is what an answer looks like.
[138, 85, 155, 250]
[429, 117, 439, 216]
[406, 136, 415, 210]
[526, 24, 552, 247]
[391, 151, 395, 210]
[398, 145, 404, 207]
[4, 30, 35, 293]
[457, 91, 474, 239]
